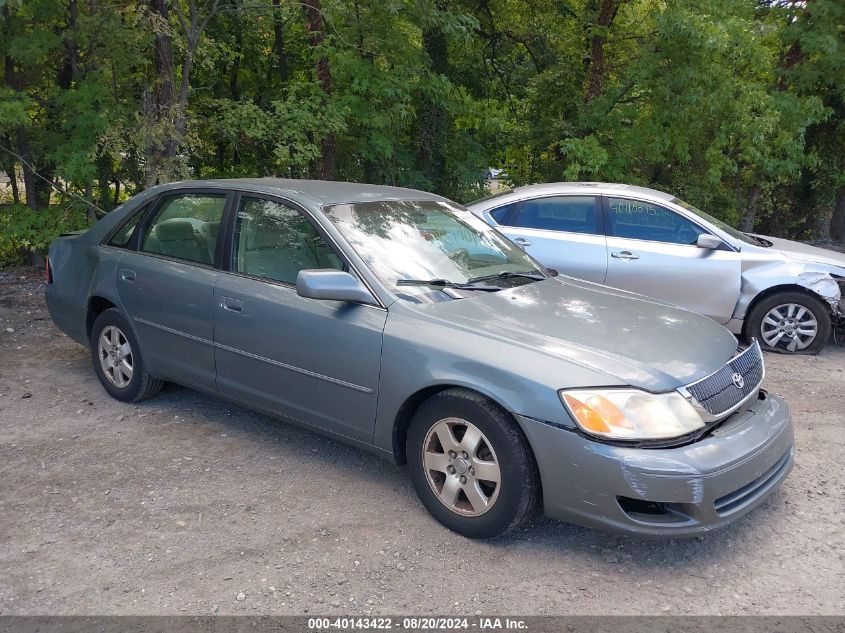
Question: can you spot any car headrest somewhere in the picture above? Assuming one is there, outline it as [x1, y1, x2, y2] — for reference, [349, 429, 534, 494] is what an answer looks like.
[154, 219, 196, 242]
[250, 227, 291, 250]
[203, 221, 220, 240]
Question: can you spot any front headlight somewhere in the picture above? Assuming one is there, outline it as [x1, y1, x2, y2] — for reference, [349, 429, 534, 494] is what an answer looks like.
[559, 388, 705, 440]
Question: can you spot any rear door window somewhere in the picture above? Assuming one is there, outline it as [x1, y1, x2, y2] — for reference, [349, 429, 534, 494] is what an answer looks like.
[140, 194, 227, 265]
[502, 196, 599, 235]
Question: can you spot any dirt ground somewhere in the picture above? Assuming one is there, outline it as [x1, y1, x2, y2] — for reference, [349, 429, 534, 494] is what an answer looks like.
[0, 269, 843, 616]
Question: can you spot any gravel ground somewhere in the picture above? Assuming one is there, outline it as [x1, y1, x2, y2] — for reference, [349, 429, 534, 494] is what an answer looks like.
[0, 269, 843, 616]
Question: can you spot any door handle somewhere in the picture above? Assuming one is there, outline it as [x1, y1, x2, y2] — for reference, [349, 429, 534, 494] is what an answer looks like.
[119, 269, 136, 282]
[220, 296, 244, 313]
[611, 250, 639, 261]
[513, 237, 532, 247]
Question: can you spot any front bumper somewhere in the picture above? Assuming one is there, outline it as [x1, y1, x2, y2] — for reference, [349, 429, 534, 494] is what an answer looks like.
[517, 390, 794, 537]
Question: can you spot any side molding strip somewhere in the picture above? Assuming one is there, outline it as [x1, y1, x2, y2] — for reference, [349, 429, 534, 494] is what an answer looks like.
[133, 317, 374, 394]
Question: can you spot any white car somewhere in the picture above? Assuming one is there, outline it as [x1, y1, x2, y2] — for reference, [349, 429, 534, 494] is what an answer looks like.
[469, 182, 845, 354]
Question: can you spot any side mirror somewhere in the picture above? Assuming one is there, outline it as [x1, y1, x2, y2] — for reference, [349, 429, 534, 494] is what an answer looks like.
[296, 270, 378, 306]
[696, 234, 723, 250]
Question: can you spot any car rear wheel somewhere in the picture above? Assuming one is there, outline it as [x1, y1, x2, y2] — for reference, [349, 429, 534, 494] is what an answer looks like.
[406, 388, 541, 538]
[90, 308, 163, 402]
[745, 291, 831, 354]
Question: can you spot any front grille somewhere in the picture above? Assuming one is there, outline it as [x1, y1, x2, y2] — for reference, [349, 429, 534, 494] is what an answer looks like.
[686, 341, 764, 417]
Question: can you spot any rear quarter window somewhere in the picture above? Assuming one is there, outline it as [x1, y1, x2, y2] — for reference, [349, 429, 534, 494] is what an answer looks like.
[106, 211, 144, 248]
[489, 203, 518, 224]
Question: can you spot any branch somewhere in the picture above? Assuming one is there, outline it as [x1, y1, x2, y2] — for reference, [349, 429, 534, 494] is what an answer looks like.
[171, 0, 190, 36]
[0, 143, 107, 217]
[198, 0, 221, 34]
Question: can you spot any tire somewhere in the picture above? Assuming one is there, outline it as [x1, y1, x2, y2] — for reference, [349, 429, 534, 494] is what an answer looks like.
[89, 308, 163, 402]
[744, 291, 832, 354]
[406, 388, 541, 539]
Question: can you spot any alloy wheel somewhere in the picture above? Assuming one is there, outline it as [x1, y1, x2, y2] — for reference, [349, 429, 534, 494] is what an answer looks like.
[421, 417, 501, 517]
[98, 325, 134, 388]
[760, 303, 818, 352]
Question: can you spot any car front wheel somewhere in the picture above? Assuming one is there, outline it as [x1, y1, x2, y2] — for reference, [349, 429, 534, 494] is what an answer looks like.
[407, 388, 541, 538]
[90, 308, 163, 402]
[745, 291, 832, 354]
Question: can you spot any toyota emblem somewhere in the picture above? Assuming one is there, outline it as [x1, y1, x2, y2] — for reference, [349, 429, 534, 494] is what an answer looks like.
[731, 372, 745, 389]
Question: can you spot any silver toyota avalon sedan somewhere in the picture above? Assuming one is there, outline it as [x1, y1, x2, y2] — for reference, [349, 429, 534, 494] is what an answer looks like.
[46, 179, 793, 538]
[469, 182, 845, 354]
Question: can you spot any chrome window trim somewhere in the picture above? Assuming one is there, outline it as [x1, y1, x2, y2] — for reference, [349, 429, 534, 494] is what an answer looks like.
[118, 249, 219, 272]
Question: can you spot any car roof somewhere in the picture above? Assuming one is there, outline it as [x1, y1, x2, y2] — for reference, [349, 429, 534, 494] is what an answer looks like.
[154, 178, 447, 208]
[470, 182, 676, 208]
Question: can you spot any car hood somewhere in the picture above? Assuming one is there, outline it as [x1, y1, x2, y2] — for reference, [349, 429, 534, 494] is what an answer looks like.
[758, 235, 845, 271]
[417, 276, 739, 392]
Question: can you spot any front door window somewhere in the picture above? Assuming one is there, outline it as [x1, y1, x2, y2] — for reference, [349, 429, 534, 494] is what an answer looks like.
[606, 197, 705, 245]
[232, 197, 344, 284]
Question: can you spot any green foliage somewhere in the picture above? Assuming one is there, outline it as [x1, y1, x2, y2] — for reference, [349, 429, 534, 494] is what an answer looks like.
[1, 0, 844, 267]
[0, 203, 91, 266]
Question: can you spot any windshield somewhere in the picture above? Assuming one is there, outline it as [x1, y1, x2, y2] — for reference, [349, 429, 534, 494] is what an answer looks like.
[324, 200, 545, 303]
[671, 198, 757, 246]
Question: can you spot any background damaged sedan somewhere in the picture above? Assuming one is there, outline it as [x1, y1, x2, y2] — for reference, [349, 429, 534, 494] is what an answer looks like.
[46, 179, 794, 538]
[469, 182, 845, 354]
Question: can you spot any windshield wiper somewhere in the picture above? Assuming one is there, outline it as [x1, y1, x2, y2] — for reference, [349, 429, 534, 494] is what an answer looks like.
[396, 278, 502, 292]
[466, 270, 547, 284]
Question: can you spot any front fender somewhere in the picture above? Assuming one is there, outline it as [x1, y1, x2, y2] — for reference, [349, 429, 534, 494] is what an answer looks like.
[371, 304, 624, 456]
[736, 257, 844, 319]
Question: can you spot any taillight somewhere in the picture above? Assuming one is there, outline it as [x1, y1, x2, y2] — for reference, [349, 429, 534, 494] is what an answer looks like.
[45, 256, 53, 284]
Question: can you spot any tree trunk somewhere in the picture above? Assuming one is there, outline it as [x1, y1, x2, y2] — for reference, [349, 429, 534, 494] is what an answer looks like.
[3, 5, 38, 209]
[144, 0, 177, 186]
[272, 0, 289, 89]
[15, 125, 38, 209]
[302, 0, 335, 180]
[84, 182, 96, 223]
[416, 0, 450, 195]
[229, 11, 243, 101]
[3, 152, 20, 204]
[584, 0, 625, 103]
[831, 185, 845, 243]
[59, 0, 79, 89]
[740, 185, 761, 232]
[96, 152, 113, 211]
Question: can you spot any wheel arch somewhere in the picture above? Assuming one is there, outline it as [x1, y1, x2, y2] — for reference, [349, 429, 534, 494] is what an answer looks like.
[742, 283, 834, 348]
[391, 384, 519, 466]
[86, 296, 118, 339]
[744, 283, 833, 323]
